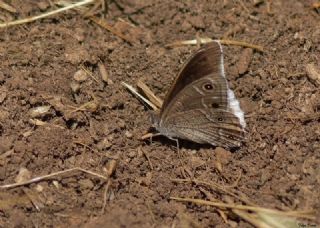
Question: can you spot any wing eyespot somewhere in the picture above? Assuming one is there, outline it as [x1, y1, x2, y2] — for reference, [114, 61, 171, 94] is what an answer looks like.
[202, 83, 214, 91]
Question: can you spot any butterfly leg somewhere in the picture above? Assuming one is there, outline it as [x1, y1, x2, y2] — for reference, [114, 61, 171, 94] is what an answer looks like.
[173, 138, 180, 153]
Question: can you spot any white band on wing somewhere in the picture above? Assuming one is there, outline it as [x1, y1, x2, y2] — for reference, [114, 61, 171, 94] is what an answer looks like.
[216, 40, 246, 129]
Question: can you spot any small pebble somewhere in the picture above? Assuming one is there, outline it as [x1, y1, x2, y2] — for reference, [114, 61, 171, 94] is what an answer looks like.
[117, 119, 126, 129]
[29, 106, 51, 118]
[128, 149, 136, 158]
[73, 69, 88, 82]
[37, 1, 49, 10]
[15, 167, 32, 183]
[78, 179, 94, 190]
[97, 138, 112, 150]
[35, 184, 44, 192]
[125, 131, 133, 138]
[52, 181, 59, 189]
[188, 15, 205, 29]
[70, 81, 80, 93]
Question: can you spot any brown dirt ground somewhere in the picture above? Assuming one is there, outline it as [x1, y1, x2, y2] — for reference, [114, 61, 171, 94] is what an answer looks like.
[0, 0, 320, 227]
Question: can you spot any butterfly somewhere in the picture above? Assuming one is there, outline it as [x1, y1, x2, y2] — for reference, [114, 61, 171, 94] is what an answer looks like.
[150, 41, 246, 148]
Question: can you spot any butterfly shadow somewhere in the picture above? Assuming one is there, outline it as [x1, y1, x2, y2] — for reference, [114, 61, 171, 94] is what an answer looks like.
[143, 129, 211, 151]
[144, 128, 243, 153]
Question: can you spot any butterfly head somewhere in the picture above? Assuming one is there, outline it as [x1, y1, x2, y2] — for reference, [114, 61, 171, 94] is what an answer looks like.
[149, 111, 161, 129]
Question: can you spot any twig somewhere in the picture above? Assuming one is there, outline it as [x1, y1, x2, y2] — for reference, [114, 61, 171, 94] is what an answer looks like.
[0, 167, 107, 189]
[165, 38, 264, 52]
[170, 197, 316, 220]
[0, 0, 17, 13]
[137, 80, 163, 109]
[80, 65, 99, 83]
[100, 158, 118, 213]
[219, 39, 264, 52]
[0, 0, 95, 28]
[89, 16, 135, 45]
[198, 187, 229, 224]
[100, 179, 111, 214]
[171, 178, 253, 206]
[121, 82, 158, 111]
[165, 37, 213, 47]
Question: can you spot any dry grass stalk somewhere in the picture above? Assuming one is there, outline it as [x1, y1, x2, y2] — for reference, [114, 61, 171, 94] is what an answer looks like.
[165, 37, 264, 52]
[68, 98, 99, 114]
[29, 118, 65, 129]
[171, 178, 254, 206]
[0, 167, 108, 189]
[170, 197, 316, 220]
[121, 82, 159, 111]
[122, 81, 165, 141]
[0, 0, 95, 28]
[165, 37, 213, 47]
[0, 0, 17, 13]
[80, 65, 99, 83]
[90, 16, 136, 45]
[100, 179, 111, 213]
[137, 80, 163, 109]
[83, 0, 103, 17]
[219, 39, 264, 52]
[101, 157, 118, 213]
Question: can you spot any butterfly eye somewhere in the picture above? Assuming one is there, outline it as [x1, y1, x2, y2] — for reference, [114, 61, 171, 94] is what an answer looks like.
[203, 83, 214, 91]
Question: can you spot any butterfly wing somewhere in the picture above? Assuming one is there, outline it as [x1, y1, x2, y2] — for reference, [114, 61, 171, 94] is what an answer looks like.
[161, 42, 227, 117]
[157, 41, 245, 147]
[163, 108, 244, 148]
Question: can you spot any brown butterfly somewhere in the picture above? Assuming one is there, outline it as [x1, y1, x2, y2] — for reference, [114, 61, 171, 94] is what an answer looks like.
[150, 41, 246, 148]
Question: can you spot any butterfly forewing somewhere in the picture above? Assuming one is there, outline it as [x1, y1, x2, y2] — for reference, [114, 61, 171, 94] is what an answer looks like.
[161, 42, 225, 117]
[155, 41, 246, 148]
